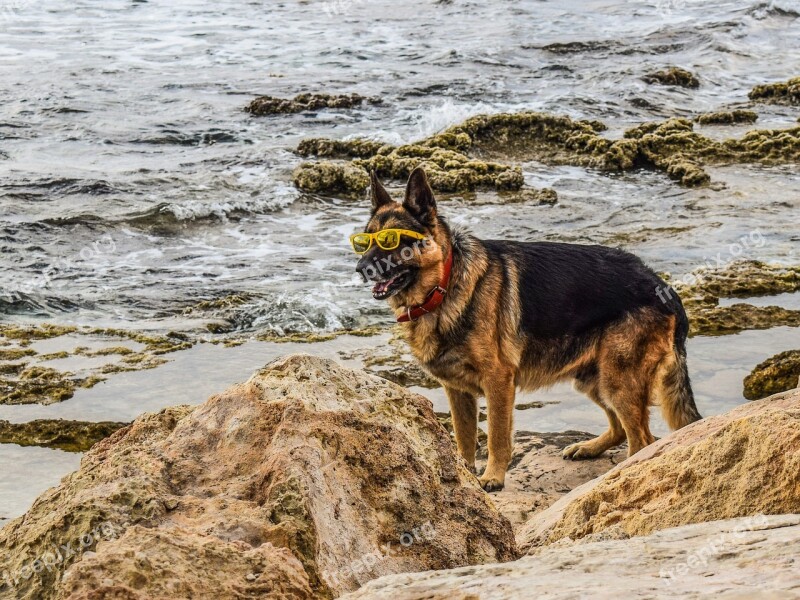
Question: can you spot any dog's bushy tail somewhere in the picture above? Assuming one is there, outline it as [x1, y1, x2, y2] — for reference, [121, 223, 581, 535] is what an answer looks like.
[655, 296, 702, 430]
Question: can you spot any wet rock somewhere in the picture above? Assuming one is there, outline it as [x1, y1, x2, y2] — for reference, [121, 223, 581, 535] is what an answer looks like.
[671, 260, 800, 336]
[695, 110, 758, 125]
[748, 76, 800, 105]
[743, 349, 800, 400]
[517, 388, 800, 550]
[292, 160, 371, 196]
[479, 431, 626, 529]
[297, 138, 390, 159]
[0, 324, 194, 404]
[642, 66, 700, 88]
[676, 260, 800, 299]
[0, 355, 516, 600]
[246, 93, 381, 116]
[0, 419, 127, 452]
[294, 111, 799, 194]
[342, 515, 800, 599]
[498, 187, 558, 205]
[688, 303, 800, 336]
[0, 366, 81, 405]
[537, 40, 617, 54]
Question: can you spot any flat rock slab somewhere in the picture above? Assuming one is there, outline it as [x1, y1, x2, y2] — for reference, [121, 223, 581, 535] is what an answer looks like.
[343, 515, 800, 599]
[477, 430, 626, 529]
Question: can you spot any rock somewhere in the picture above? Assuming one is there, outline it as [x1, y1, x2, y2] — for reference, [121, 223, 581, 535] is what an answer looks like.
[0, 355, 516, 600]
[642, 67, 700, 88]
[0, 324, 192, 405]
[0, 419, 127, 452]
[669, 260, 800, 336]
[687, 303, 800, 336]
[246, 93, 381, 116]
[517, 388, 800, 550]
[478, 431, 626, 529]
[695, 110, 758, 125]
[749, 76, 800, 105]
[292, 160, 371, 196]
[59, 527, 314, 600]
[340, 515, 800, 599]
[293, 111, 800, 195]
[744, 349, 800, 400]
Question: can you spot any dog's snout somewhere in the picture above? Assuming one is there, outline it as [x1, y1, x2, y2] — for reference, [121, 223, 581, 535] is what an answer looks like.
[356, 253, 377, 281]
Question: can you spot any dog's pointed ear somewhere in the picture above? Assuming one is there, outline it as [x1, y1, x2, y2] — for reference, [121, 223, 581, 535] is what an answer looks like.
[403, 167, 436, 226]
[370, 171, 394, 211]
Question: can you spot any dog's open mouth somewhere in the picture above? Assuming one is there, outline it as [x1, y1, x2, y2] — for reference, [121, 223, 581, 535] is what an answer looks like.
[372, 269, 413, 300]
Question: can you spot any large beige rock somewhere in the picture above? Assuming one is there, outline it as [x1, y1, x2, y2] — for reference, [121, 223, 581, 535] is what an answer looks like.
[0, 355, 516, 600]
[342, 515, 800, 599]
[518, 388, 800, 550]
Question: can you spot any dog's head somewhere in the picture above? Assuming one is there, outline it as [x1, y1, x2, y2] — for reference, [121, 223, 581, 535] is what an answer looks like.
[354, 167, 449, 308]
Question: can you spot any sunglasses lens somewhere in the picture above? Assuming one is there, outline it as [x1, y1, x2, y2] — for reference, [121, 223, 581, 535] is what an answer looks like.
[376, 229, 399, 249]
[351, 234, 372, 253]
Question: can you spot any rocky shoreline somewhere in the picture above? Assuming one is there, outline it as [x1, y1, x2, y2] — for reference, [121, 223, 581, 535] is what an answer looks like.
[1, 355, 797, 599]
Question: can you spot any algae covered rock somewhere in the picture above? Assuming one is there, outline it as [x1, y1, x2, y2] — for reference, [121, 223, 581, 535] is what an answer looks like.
[293, 110, 800, 195]
[292, 160, 370, 195]
[642, 67, 700, 88]
[743, 349, 800, 400]
[246, 92, 381, 115]
[0, 419, 127, 452]
[748, 76, 800, 105]
[695, 110, 758, 125]
[0, 355, 516, 600]
[517, 388, 800, 550]
[671, 260, 800, 336]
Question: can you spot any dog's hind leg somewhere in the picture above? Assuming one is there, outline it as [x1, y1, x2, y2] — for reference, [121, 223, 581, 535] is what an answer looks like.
[445, 386, 478, 473]
[563, 371, 626, 460]
[598, 365, 656, 457]
[479, 369, 515, 492]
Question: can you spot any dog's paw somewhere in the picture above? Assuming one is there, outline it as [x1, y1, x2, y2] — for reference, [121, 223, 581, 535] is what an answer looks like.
[562, 441, 601, 460]
[479, 475, 505, 492]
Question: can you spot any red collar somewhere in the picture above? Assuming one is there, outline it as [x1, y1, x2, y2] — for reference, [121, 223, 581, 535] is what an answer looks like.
[397, 250, 453, 323]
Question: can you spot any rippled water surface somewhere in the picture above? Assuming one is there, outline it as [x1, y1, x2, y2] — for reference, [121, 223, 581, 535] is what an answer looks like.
[1, 0, 799, 519]
[2, 0, 799, 331]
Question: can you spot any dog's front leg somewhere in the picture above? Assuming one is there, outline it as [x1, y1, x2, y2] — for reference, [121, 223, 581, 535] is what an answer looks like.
[444, 386, 478, 473]
[479, 369, 515, 492]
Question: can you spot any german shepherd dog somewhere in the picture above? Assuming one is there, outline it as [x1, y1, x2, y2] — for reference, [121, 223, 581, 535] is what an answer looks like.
[354, 167, 702, 491]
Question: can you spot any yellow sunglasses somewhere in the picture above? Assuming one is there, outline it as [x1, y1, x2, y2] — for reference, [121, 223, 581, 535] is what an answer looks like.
[349, 228, 426, 254]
